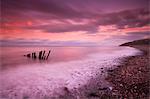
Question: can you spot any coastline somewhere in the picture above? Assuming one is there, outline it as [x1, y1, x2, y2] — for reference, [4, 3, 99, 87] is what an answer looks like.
[0, 41, 149, 99]
[0, 47, 140, 99]
[105, 45, 149, 98]
[83, 39, 150, 99]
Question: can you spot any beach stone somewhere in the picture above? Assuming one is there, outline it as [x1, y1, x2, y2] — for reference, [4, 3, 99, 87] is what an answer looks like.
[108, 70, 113, 72]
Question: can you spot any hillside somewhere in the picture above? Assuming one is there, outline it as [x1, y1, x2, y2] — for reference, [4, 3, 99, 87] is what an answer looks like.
[120, 38, 150, 46]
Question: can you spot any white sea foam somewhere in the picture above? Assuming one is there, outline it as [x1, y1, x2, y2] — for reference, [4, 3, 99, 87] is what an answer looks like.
[0, 47, 141, 99]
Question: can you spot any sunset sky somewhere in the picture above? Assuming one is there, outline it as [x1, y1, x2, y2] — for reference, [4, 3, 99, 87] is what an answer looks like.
[1, 0, 150, 46]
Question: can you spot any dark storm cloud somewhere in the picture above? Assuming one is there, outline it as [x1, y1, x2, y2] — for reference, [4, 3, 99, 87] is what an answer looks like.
[25, 23, 98, 33]
[1, 0, 149, 33]
[1, 0, 100, 19]
[113, 31, 150, 41]
[21, 8, 149, 33]
[1, 0, 148, 19]
[97, 8, 150, 29]
[125, 31, 150, 40]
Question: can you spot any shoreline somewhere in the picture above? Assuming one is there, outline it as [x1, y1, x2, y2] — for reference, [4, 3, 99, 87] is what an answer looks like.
[0, 47, 140, 99]
[80, 45, 149, 99]
[58, 46, 144, 99]
[106, 45, 149, 98]
[0, 44, 149, 99]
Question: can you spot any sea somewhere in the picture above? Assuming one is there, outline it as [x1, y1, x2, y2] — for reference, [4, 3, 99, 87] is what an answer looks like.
[0, 46, 142, 99]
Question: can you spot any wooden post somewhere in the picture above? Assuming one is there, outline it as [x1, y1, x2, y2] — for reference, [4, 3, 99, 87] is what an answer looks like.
[46, 50, 51, 60]
[33, 52, 36, 59]
[42, 51, 45, 60]
[27, 54, 31, 58]
[39, 51, 42, 60]
[32, 53, 34, 59]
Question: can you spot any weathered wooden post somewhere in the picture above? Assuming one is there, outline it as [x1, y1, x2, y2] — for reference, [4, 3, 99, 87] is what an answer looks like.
[39, 51, 42, 60]
[27, 54, 31, 58]
[32, 53, 34, 59]
[46, 50, 51, 60]
[33, 52, 36, 59]
[42, 51, 45, 60]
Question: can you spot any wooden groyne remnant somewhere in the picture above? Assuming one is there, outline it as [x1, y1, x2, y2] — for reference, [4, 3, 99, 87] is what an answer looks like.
[24, 50, 51, 60]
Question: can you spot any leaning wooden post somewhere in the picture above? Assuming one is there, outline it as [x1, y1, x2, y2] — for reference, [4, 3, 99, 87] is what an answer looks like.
[46, 50, 51, 60]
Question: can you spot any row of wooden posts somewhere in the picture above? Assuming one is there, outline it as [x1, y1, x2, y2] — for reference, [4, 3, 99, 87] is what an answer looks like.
[24, 50, 51, 60]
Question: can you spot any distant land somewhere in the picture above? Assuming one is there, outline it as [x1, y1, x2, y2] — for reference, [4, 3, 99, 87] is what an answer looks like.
[120, 38, 150, 46]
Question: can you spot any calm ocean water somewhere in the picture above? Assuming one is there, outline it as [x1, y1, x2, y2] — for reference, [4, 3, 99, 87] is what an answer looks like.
[0, 46, 134, 70]
[0, 46, 141, 99]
